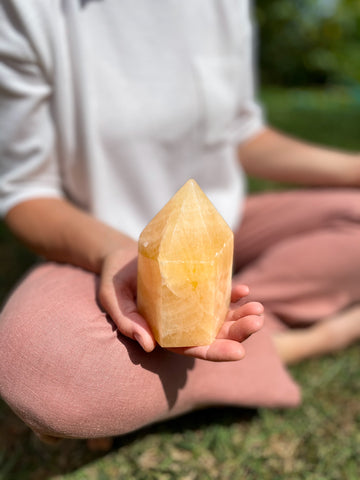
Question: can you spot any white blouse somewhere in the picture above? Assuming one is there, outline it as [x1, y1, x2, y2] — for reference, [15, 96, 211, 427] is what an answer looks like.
[0, 0, 264, 239]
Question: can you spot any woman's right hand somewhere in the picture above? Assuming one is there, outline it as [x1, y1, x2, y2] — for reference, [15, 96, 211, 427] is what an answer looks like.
[98, 247, 157, 352]
[4, 197, 155, 353]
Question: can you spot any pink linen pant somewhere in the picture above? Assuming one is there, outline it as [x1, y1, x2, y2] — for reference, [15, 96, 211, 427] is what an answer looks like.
[1, 189, 360, 439]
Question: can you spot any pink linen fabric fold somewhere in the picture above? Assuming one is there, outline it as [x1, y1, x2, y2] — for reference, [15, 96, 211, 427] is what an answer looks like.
[1, 188, 360, 439]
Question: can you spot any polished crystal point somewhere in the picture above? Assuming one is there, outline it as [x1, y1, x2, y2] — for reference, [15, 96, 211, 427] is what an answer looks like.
[137, 179, 234, 347]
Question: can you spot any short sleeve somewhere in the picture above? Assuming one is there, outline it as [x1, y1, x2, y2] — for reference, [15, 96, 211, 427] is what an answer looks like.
[230, 7, 266, 144]
[0, 2, 63, 218]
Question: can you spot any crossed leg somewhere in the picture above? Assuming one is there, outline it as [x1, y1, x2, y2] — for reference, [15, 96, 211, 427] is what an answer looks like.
[1, 188, 360, 442]
[0, 262, 299, 441]
[234, 188, 360, 364]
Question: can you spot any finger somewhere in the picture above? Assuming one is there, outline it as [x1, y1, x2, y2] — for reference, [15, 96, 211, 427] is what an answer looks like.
[99, 280, 156, 352]
[169, 339, 246, 362]
[231, 283, 250, 302]
[228, 301, 264, 319]
[220, 314, 264, 342]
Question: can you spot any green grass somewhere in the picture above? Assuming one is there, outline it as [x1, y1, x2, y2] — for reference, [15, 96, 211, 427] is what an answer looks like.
[1, 87, 360, 479]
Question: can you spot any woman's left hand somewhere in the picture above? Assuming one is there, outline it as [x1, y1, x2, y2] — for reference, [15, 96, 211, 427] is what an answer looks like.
[169, 284, 264, 361]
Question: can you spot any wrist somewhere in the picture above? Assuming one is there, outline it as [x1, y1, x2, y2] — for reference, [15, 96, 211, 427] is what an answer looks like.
[95, 236, 138, 274]
[346, 153, 360, 187]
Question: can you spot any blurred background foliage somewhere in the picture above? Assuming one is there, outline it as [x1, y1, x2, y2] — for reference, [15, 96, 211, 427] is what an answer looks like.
[255, 0, 360, 87]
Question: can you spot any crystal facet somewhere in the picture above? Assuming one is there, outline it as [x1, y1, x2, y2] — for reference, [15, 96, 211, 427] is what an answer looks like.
[137, 179, 234, 347]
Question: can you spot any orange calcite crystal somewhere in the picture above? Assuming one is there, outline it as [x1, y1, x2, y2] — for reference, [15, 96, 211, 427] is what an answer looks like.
[137, 179, 234, 347]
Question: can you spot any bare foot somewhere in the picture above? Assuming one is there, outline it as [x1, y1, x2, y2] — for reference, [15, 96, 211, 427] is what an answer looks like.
[273, 304, 360, 365]
[36, 432, 114, 451]
[86, 437, 114, 451]
[35, 432, 62, 445]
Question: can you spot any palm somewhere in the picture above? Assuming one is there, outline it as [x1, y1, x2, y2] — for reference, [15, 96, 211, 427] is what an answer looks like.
[169, 284, 264, 361]
[100, 251, 263, 362]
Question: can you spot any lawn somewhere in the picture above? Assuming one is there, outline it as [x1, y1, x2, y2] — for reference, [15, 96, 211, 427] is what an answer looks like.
[0, 87, 359, 480]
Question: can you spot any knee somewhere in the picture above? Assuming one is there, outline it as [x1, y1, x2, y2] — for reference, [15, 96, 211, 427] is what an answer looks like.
[0, 263, 104, 436]
[0, 307, 57, 437]
[0, 318, 99, 439]
[0, 270, 100, 439]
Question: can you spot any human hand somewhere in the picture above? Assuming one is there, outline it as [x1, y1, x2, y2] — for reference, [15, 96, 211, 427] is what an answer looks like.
[99, 250, 263, 361]
[98, 247, 157, 352]
[168, 284, 264, 362]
